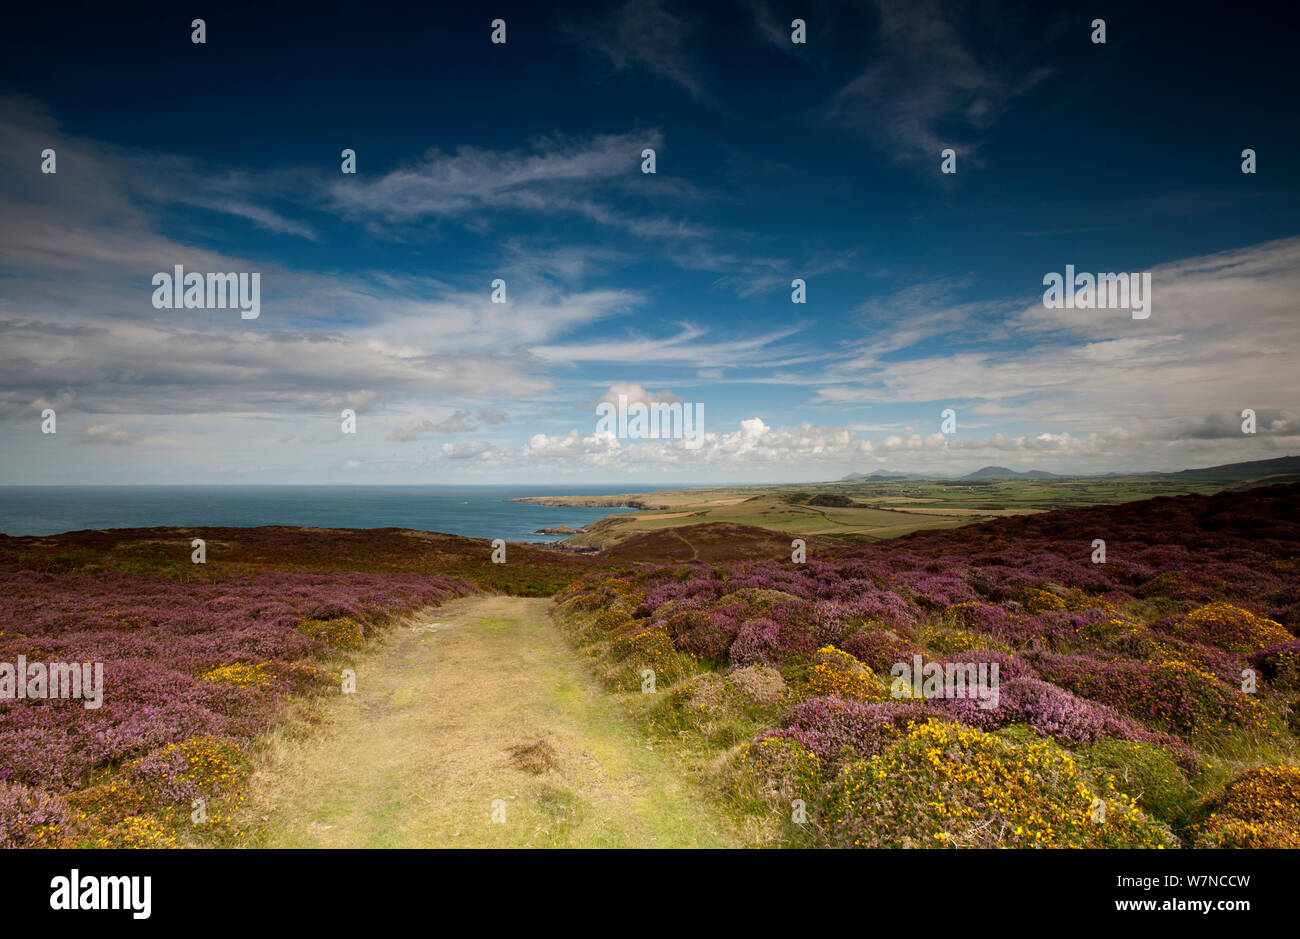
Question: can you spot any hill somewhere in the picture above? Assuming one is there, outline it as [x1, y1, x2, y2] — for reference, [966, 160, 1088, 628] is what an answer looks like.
[963, 466, 1059, 480]
[598, 522, 840, 562]
[841, 469, 914, 480]
[1165, 454, 1300, 483]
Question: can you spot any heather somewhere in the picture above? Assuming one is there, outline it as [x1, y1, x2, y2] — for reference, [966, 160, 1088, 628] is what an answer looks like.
[7, 483, 1298, 850]
[0, 781, 71, 848]
[555, 483, 1300, 848]
[1250, 640, 1300, 691]
[938, 675, 1196, 765]
[0, 524, 596, 596]
[0, 559, 473, 847]
[762, 697, 949, 765]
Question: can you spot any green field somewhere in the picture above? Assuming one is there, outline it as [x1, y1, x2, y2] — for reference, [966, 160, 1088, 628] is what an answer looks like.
[515, 457, 1300, 551]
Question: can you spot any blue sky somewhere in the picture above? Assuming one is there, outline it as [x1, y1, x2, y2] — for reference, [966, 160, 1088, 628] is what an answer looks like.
[1, 0, 1298, 484]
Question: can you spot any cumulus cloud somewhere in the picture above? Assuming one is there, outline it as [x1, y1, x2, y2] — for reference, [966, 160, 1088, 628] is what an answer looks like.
[422, 411, 1300, 479]
[1165, 410, 1300, 441]
[590, 382, 684, 407]
[438, 439, 501, 461]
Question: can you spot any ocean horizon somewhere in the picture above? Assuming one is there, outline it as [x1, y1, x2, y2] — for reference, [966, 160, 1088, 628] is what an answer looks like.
[0, 485, 680, 541]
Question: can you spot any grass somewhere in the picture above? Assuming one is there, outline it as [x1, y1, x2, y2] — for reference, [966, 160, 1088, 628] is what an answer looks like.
[541, 470, 1290, 552]
[242, 596, 740, 848]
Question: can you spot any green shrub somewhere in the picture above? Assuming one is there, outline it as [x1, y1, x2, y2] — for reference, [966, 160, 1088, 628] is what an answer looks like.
[607, 624, 698, 691]
[1079, 738, 1195, 826]
[729, 737, 822, 810]
[297, 616, 364, 650]
[826, 719, 1176, 848]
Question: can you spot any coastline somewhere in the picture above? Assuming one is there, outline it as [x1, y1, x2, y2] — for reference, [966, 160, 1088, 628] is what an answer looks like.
[507, 494, 667, 510]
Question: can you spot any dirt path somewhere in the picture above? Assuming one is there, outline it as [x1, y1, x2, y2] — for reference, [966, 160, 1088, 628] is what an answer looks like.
[249, 595, 737, 848]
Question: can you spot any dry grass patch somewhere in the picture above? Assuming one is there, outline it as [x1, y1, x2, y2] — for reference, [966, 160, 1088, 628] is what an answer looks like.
[508, 739, 560, 775]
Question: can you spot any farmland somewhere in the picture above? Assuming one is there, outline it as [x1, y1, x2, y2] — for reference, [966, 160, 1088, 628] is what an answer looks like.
[515, 455, 1300, 551]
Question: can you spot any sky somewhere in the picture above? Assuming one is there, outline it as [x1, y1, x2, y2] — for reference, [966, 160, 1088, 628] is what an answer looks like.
[1, 0, 1298, 485]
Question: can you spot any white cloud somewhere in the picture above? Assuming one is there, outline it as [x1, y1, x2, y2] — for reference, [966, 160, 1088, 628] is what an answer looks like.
[533, 322, 807, 367]
[326, 130, 676, 237]
[78, 423, 131, 446]
[441, 414, 1300, 478]
[823, 0, 1050, 164]
[592, 382, 684, 407]
[566, 0, 707, 102]
[815, 236, 1300, 449]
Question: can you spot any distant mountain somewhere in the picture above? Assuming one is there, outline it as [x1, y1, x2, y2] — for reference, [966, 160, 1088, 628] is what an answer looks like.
[840, 469, 914, 480]
[963, 466, 1019, 479]
[834, 456, 1298, 486]
[962, 466, 1059, 480]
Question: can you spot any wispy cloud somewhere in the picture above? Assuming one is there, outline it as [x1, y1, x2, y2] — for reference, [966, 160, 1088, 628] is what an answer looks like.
[0, 100, 648, 426]
[532, 322, 809, 368]
[824, 0, 1050, 164]
[565, 0, 707, 102]
[78, 422, 131, 446]
[814, 236, 1300, 448]
[387, 409, 481, 441]
[0, 96, 318, 242]
[326, 131, 678, 236]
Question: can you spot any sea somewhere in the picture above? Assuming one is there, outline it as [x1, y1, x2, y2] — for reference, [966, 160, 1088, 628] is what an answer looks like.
[0, 485, 675, 542]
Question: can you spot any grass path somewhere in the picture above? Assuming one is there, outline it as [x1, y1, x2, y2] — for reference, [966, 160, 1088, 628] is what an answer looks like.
[249, 595, 738, 848]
